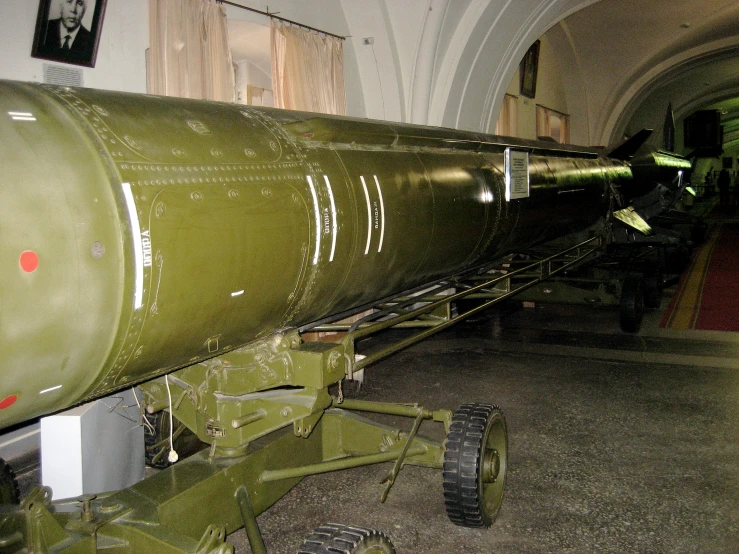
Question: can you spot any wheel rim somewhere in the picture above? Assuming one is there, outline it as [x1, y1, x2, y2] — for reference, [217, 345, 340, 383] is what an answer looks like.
[480, 412, 507, 518]
[362, 546, 393, 554]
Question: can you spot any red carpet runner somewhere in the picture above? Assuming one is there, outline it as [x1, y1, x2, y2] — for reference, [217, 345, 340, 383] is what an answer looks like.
[661, 223, 739, 331]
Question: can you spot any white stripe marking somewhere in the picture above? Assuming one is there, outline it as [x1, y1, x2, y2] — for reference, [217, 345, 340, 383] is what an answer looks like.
[122, 182, 144, 309]
[11, 116, 36, 121]
[39, 385, 63, 394]
[373, 175, 386, 253]
[306, 176, 321, 265]
[8, 111, 33, 116]
[323, 175, 338, 262]
[231, 290, 245, 297]
[360, 176, 373, 255]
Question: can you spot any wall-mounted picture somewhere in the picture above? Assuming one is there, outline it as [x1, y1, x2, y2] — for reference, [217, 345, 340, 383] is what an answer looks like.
[31, 0, 107, 68]
[520, 40, 540, 99]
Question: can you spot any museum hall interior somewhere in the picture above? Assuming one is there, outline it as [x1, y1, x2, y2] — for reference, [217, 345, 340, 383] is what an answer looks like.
[0, 0, 738, 552]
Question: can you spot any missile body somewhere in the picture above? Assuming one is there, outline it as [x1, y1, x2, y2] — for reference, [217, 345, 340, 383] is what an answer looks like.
[0, 81, 632, 429]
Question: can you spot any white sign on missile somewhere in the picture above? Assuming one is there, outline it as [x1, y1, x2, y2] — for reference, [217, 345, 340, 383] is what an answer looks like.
[505, 148, 530, 201]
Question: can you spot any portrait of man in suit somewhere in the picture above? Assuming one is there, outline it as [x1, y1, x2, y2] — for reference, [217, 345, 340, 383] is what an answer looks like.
[32, 0, 106, 67]
[46, 0, 93, 56]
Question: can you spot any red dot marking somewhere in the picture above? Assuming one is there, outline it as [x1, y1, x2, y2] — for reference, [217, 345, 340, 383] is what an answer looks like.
[19, 251, 39, 273]
[0, 395, 18, 410]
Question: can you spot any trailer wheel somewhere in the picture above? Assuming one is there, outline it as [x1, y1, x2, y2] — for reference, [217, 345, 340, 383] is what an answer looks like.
[297, 523, 395, 554]
[620, 274, 645, 333]
[443, 403, 507, 528]
[643, 268, 663, 309]
[144, 411, 204, 468]
[0, 458, 19, 504]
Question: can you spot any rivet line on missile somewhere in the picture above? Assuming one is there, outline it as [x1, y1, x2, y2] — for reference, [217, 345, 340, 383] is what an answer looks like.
[121, 182, 144, 309]
[374, 175, 386, 253]
[360, 176, 373, 255]
[306, 175, 321, 265]
[39, 385, 62, 395]
[323, 174, 338, 262]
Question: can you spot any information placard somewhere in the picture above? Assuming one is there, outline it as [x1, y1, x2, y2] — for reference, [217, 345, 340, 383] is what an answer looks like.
[505, 148, 530, 200]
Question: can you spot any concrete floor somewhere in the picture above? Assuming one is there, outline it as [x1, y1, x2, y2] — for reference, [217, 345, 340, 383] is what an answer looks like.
[228, 300, 739, 553]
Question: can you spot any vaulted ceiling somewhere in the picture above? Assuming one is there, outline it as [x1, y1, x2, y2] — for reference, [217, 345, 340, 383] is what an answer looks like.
[223, 0, 739, 154]
[554, 0, 739, 151]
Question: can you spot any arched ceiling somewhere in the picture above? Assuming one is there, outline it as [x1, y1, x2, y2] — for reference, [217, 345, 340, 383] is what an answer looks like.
[555, 0, 739, 149]
[337, 0, 739, 153]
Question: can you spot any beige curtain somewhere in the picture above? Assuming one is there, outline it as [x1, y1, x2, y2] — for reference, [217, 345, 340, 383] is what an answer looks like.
[536, 105, 551, 139]
[271, 21, 346, 114]
[495, 94, 518, 137]
[536, 105, 570, 143]
[149, 0, 235, 102]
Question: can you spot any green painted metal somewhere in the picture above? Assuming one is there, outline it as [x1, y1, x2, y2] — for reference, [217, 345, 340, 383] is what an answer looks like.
[260, 445, 429, 482]
[0, 406, 444, 552]
[235, 487, 267, 554]
[333, 398, 434, 419]
[339, 236, 603, 373]
[0, 79, 689, 552]
[0, 80, 636, 430]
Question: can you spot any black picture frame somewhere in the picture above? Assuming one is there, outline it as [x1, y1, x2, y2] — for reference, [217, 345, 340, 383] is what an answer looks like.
[520, 40, 540, 99]
[31, 0, 107, 68]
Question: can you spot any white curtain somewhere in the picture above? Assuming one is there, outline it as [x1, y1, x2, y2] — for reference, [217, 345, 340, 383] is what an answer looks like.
[149, 0, 235, 102]
[271, 21, 346, 115]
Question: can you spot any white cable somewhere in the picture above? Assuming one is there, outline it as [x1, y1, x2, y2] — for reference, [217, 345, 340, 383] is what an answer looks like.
[132, 387, 155, 434]
[165, 375, 178, 463]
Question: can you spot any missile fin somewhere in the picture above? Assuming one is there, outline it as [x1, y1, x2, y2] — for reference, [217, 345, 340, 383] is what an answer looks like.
[607, 129, 653, 160]
[613, 206, 653, 236]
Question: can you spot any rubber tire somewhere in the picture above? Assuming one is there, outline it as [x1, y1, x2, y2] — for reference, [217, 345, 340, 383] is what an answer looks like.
[620, 274, 645, 333]
[0, 458, 20, 504]
[443, 403, 507, 528]
[144, 410, 204, 469]
[643, 268, 663, 310]
[297, 523, 395, 554]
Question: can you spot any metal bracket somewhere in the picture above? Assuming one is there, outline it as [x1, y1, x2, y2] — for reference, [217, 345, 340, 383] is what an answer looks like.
[23, 487, 69, 552]
[380, 410, 425, 502]
[195, 524, 231, 554]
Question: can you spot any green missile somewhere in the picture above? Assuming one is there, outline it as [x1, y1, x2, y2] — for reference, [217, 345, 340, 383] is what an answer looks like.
[0, 80, 649, 429]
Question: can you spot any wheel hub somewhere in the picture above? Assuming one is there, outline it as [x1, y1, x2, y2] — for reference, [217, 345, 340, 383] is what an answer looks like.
[482, 448, 500, 483]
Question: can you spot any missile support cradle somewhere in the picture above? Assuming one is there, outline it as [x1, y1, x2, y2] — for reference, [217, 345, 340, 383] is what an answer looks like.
[0, 80, 687, 552]
[0, 238, 606, 553]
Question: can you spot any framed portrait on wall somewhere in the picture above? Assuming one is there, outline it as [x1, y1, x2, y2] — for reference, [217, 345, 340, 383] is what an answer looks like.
[31, 0, 108, 68]
[520, 40, 540, 99]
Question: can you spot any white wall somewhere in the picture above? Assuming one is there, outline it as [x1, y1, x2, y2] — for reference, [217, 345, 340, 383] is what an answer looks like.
[337, 0, 598, 132]
[534, 36, 568, 117]
[0, 0, 599, 142]
[0, 0, 149, 93]
[491, 33, 575, 142]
